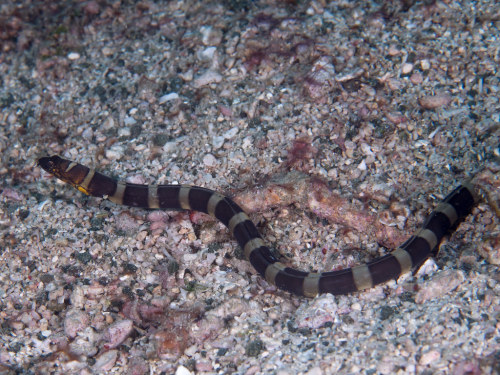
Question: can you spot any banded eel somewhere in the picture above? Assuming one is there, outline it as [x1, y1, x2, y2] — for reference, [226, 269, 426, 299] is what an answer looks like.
[38, 155, 478, 297]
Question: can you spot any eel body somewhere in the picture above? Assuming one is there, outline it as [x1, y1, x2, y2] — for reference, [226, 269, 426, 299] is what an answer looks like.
[38, 155, 477, 297]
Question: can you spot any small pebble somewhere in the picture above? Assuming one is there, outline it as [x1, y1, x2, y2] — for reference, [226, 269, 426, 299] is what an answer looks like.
[179, 69, 194, 81]
[41, 330, 52, 337]
[351, 302, 362, 311]
[420, 59, 431, 70]
[159, 92, 179, 104]
[197, 46, 216, 61]
[305, 367, 322, 375]
[67, 52, 80, 60]
[410, 72, 423, 84]
[401, 62, 413, 74]
[93, 350, 118, 371]
[102, 47, 113, 56]
[419, 349, 441, 365]
[194, 70, 222, 88]
[83, 0, 100, 15]
[415, 270, 465, 303]
[387, 78, 402, 90]
[105, 145, 125, 160]
[387, 45, 400, 56]
[70, 286, 85, 308]
[219, 105, 233, 117]
[203, 153, 217, 167]
[242, 136, 252, 149]
[118, 127, 131, 137]
[7, 113, 18, 125]
[104, 319, 134, 349]
[64, 309, 89, 338]
[124, 116, 137, 125]
[200, 26, 213, 45]
[175, 365, 192, 375]
[344, 141, 355, 158]
[200, 25, 222, 46]
[82, 127, 93, 140]
[223, 126, 238, 139]
[212, 135, 225, 149]
[195, 361, 213, 372]
[360, 143, 373, 155]
[377, 357, 395, 374]
[357, 159, 367, 170]
[163, 141, 178, 152]
[418, 94, 452, 109]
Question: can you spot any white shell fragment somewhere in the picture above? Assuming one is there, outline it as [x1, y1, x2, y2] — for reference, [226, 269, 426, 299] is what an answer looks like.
[159, 92, 179, 104]
[193, 70, 222, 88]
[67, 52, 80, 60]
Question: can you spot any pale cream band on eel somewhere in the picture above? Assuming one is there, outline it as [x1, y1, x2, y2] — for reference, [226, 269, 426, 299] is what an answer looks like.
[80, 168, 95, 191]
[207, 193, 224, 217]
[351, 264, 374, 290]
[148, 185, 160, 209]
[416, 228, 439, 250]
[265, 262, 286, 285]
[434, 202, 458, 226]
[65, 162, 78, 173]
[109, 181, 126, 205]
[228, 212, 251, 233]
[243, 238, 265, 260]
[303, 272, 321, 298]
[391, 247, 413, 274]
[178, 185, 191, 210]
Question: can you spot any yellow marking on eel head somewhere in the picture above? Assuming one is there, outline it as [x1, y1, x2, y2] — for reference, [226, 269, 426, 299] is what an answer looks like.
[77, 186, 91, 195]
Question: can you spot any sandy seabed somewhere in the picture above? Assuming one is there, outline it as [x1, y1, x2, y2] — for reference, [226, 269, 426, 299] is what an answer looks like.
[0, 1, 498, 374]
